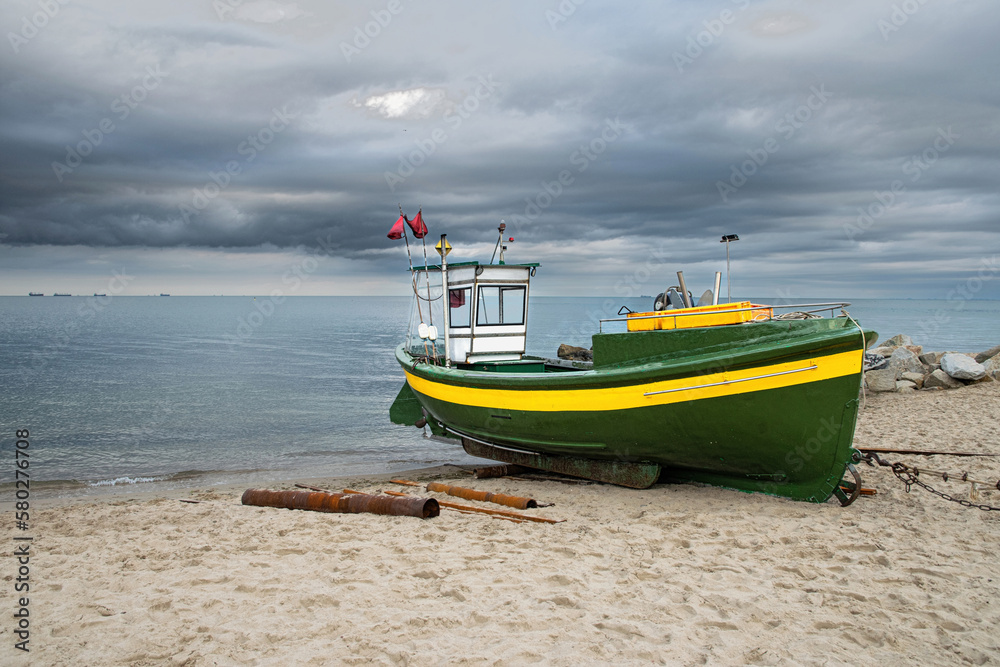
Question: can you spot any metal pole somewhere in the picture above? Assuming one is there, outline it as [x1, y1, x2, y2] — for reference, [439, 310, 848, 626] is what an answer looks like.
[726, 240, 731, 302]
[713, 271, 721, 305]
[440, 234, 451, 368]
[676, 271, 693, 308]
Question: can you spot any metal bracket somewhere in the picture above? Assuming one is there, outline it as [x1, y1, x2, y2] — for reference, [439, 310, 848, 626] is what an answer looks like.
[833, 463, 862, 506]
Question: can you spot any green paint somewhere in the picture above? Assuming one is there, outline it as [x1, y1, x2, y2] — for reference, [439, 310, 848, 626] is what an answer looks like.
[389, 382, 424, 426]
[394, 317, 876, 503]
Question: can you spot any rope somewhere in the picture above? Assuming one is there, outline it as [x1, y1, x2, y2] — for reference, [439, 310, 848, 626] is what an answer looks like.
[411, 277, 442, 301]
[841, 309, 867, 410]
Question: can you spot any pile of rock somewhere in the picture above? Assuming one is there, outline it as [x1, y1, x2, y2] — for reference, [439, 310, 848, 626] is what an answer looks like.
[864, 334, 1000, 393]
[556, 343, 593, 362]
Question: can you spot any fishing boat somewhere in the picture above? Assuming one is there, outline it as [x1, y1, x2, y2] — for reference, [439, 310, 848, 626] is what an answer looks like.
[390, 222, 876, 504]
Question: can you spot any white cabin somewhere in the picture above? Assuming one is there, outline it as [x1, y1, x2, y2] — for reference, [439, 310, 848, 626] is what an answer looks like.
[408, 261, 538, 366]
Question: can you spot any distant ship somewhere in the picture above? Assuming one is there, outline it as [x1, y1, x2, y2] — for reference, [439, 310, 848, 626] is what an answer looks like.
[159, 293, 170, 296]
[28, 292, 43, 296]
[53, 293, 71, 296]
[94, 293, 107, 297]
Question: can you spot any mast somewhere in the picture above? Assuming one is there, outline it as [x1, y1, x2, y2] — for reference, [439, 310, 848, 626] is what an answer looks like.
[438, 234, 451, 368]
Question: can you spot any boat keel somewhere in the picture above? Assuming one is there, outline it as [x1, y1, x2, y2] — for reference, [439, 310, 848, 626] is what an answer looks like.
[459, 435, 661, 489]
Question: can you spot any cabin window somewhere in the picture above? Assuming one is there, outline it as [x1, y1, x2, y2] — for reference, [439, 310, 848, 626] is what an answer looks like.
[476, 286, 525, 326]
[449, 288, 471, 328]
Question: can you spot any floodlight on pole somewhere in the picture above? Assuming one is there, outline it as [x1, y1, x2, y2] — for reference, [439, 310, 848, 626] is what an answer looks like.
[720, 234, 739, 302]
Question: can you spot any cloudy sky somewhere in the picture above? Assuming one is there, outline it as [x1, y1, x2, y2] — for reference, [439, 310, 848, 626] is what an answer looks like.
[1, 0, 998, 299]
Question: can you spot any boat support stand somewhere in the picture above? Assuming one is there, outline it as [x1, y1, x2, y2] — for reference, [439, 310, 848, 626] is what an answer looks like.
[453, 429, 661, 490]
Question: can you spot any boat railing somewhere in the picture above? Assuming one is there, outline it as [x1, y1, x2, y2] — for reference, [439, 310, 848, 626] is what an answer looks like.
[598, 302, 851, 333]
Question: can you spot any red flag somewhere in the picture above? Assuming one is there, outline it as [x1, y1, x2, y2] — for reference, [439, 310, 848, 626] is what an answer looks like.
[449, 289, 466, 308]
[387, 215, 406, 240]
[408, 210, 428, 239]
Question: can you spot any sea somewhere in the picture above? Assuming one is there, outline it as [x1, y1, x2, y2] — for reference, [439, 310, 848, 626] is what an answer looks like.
[1, 295, 998, 500]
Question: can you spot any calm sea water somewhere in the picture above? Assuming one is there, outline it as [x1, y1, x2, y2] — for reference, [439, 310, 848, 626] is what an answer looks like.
[1, 295, 997, 499]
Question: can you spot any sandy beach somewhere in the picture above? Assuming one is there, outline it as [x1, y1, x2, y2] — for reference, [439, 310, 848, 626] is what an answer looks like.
[4, 381, 999, 666]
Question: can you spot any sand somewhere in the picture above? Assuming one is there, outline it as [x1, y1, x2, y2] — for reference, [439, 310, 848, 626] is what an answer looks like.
[4, 381, 999, 666]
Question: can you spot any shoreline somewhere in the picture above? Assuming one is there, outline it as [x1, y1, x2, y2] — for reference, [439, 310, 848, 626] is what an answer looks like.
[2, 463, 481, 511]
[10, 380, 1000, 511]
[7, 381, 999, 664]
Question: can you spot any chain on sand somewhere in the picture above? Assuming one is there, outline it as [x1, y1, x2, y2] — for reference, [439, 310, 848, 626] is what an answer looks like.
[858, 452, 1000, 512]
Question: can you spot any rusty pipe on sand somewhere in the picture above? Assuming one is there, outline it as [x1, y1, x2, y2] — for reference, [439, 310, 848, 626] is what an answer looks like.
[241, 489, 439, 518]
[424, 481, 538, 509]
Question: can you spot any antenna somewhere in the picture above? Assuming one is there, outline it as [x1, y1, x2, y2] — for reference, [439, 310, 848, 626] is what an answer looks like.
[490, 221, 506, 265]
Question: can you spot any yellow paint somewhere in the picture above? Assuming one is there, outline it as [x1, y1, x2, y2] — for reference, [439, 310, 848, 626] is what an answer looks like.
[626, 301, 773, 331]
[435, 238, 452, 257]
[405, 349, 861, 412]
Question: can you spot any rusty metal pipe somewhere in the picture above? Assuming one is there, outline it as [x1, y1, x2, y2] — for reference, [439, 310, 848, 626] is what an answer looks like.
[377, 489, 563, 524]
[241, 489, 439, 518]
[424, 481, 538, 509]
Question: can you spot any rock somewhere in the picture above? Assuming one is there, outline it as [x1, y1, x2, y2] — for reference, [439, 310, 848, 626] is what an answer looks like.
[863, 352, 888, 371]
[895, 380, 918, 393]
[900, 371, 924, 389]
[557, 344, 593, 361]
[969, 373, 996, 385]
[872, 346, 896, 358]
[940, 353, 986, 381]
[882, 333, 914, 350]
[923, 369, 963, 389]
[866, 368, 898, 392]
[888, 347, 923, 376]
[974, 344, 1000, 364]
[904, 344, 923, 356]
[919, 351, 944, 366]
[982, 355, 1000, 378]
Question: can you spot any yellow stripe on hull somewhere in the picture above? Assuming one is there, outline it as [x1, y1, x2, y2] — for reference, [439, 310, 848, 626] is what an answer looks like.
[405, 349, 861, 413]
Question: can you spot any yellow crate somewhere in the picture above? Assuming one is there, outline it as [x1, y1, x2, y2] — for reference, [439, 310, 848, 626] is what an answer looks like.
[626, 301, 773, 332]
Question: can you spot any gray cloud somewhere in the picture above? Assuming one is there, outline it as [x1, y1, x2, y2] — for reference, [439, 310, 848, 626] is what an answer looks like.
[1, 0, 998, 297]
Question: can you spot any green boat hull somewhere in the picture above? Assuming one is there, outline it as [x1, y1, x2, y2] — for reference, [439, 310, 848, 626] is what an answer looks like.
[394, 318, 873, 502]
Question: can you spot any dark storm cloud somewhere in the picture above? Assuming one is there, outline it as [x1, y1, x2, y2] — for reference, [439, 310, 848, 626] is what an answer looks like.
[1, 0, 999, 296]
